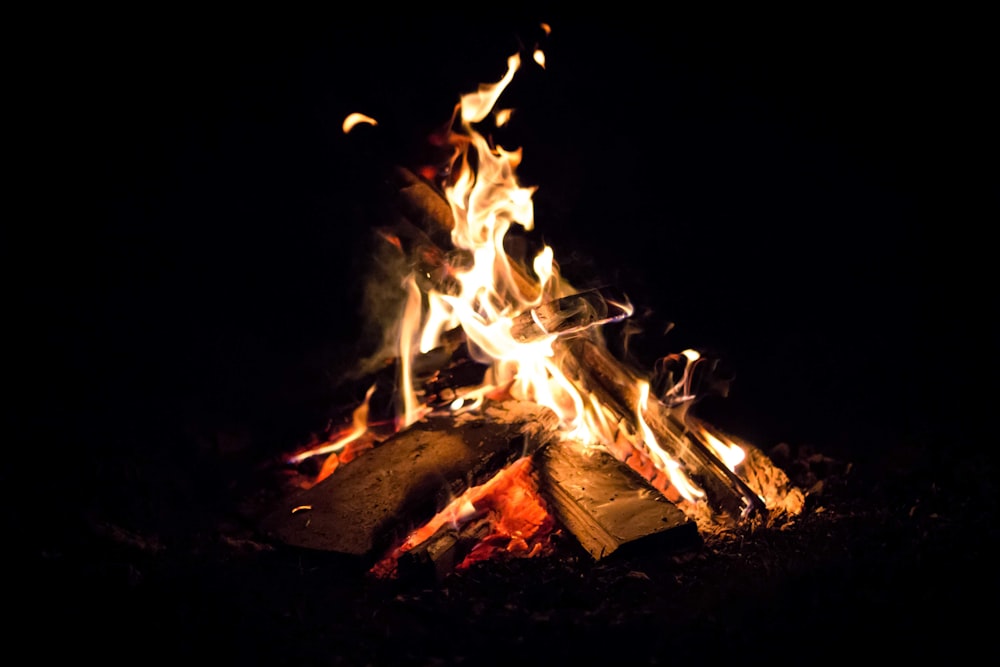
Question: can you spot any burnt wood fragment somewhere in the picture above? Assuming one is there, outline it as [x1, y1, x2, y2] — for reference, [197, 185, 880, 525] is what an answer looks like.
[259, 401, 559, 563]
[395, 517, 493, 582]
[535, 441, 701, 561]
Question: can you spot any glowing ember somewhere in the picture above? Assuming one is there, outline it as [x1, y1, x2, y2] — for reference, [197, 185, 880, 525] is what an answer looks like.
[370, 457, 556, 578]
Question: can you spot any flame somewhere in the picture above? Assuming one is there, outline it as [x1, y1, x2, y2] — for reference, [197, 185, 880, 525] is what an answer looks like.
[342, 112, 378, 133]
[385, 47, 709, 502]
[288, 384, 377, 486]
[635, 381, 706, 502]
[495, 108, 514, 127]
[699, 426, 747, 472]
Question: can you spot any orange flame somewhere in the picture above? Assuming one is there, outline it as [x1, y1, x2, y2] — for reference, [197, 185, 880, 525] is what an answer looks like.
[289, 384, 377, 486]
[391, 45, 710, 508]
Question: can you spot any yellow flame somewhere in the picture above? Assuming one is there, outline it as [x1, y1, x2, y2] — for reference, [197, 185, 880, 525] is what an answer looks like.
[342, 112, 378, 133]
[495, 108, 514, 127]
[390, 48, 712, 512]
[699, 427, 746, 472]
[460, 54, 520, 124]
[389, 49, 593, 442]
[287, 383, 376, 464]
[636, 382, 705, 502]
[399, 275, 427, 428]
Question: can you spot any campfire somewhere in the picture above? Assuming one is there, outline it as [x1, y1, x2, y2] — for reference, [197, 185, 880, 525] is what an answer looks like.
[261, 30, 804, 579]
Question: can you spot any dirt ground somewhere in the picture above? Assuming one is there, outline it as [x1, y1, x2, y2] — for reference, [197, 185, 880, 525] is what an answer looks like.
[15, 334, 996, 665]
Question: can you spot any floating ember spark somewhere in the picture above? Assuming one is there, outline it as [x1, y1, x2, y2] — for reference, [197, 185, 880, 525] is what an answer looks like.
[342, 112, 377, 133]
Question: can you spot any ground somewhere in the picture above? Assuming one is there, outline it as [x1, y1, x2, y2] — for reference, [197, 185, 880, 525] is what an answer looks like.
[16, 332, 997, 664]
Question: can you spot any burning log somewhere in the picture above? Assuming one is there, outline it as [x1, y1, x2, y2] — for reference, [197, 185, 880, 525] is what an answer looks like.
[381, 165, 769, 525]
[535, 441, 700, 560]
[559, 336, 768, 524]
[687, 416, 807, 520]
[260, 400, 560, 562]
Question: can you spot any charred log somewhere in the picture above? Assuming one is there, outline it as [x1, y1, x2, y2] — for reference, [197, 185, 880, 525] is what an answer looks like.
[260, 401, 560, 563]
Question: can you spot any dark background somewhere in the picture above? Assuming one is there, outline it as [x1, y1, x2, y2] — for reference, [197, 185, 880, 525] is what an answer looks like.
[22, 9, 992, 456]
[10, 8, 997, 662]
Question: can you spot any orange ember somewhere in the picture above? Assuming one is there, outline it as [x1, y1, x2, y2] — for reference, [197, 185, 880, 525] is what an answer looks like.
[370, 457, 557, 578]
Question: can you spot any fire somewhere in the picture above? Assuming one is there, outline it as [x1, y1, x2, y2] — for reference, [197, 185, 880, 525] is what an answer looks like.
[394, 46, 712, 504]
[286, 383, 377, 487]
[288, 27, 802, 573]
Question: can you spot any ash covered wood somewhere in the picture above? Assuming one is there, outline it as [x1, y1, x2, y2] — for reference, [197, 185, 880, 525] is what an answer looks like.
[260, 401, 559, 562]
[536, 442, 700, 560]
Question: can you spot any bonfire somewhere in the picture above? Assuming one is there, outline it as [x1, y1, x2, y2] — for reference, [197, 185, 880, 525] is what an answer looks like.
[261, 27, 805, 579]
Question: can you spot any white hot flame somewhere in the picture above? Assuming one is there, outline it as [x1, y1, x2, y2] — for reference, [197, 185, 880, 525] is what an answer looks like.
[381, 41, 731, 514]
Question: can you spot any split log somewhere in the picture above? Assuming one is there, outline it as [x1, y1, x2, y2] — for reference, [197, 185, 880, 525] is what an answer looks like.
[259, 400, 560, 563]
[559, 335, 768, 524]
[535, 441, 701, 561]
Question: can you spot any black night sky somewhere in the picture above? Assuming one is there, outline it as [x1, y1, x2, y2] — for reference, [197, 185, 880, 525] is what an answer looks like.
[27, 10, 991, 456]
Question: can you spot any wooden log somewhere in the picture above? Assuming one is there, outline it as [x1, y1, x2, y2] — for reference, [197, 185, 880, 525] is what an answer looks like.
[559, 335, 768, 524]
[535, 441, 701, 560]
[259, 401, 560, 563]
